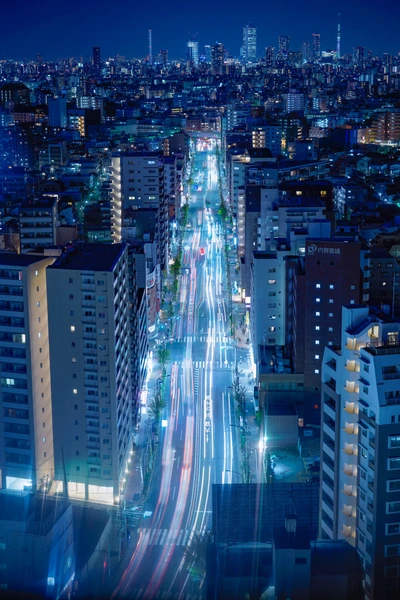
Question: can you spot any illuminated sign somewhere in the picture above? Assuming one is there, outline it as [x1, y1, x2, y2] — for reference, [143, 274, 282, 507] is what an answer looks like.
[200, 247, 205, 256]
[308, 244, 340, 256]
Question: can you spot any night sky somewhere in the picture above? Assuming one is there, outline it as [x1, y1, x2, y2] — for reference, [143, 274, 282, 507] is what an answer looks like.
[1, 0, 398, 60]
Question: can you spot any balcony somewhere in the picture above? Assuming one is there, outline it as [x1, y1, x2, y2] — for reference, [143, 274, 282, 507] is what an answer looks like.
[87, 456, 101, 465]
[86, 442, 100, 450]
[382, 372, 400, 381]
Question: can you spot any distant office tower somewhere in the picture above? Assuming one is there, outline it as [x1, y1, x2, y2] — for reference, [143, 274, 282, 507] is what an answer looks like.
[211, 42, 224, 74]
[302, 42, 311, 63]
[187, 40, 199, 66]
[355, 46, 365, 66]
[47, 244, 134, 505]
[312, 34, 321, 60]
[242, 24, 257, 63]
[321, 305, 400, 599]
[159, 49, 168, 66]
[204, 45, 212, 63]
[48, 97, 67, 128]
[92, 46, 100, 73]
[148, 29, 153, 65]
[265, 46, 275, 67]
[278, 35, 290, 60]
[0, 254, 56, 493]
[337, 13, 341, 60]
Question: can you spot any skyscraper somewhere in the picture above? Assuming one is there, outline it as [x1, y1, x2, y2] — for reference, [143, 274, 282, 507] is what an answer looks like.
[302, 42, 311, 63]
[48, 96, 67, 128]
[204, 45, 212, 63]
[92, 46, 100, 73]
[337, 13, 341, 60]
[265, 46, 275, 67]
[321, 305, 400, 599]
[312, 33, 321, 60]
[47, 244, 134, 505]
[0, 254, 56, 493]
[211, 43, 224, 74]
[242, 24, 257, 63]
[159, 49, 168, 66]
[278, 35, 290, 61]
[187, 40, 199, 66]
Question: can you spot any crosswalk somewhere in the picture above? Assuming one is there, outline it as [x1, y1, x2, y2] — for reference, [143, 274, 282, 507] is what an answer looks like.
[194, 368, 199, 397]
[139, 527, 192, 547]
[175, 334, 228, 343]
[130, 589, 203, 600]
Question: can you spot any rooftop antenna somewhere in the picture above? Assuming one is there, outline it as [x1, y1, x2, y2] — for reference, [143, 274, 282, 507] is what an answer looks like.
[148, 29, 153, 65]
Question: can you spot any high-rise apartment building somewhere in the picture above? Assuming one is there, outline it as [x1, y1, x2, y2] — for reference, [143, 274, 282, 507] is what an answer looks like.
[312, 33, 321, 60]
[371, 112, 400, 144]
[321, 305, 400, 599]
[111, 152, 168, 272]
[211, 43, 224, 74]
[0, 254, 56, 493]
[19, 197, 58, 253]
[242, 24, 257, 63]
[48, 97, 67, 128]
[47, 244, 133, 505]
[187, 40, 199, 66]
[93, 46, 101, 73]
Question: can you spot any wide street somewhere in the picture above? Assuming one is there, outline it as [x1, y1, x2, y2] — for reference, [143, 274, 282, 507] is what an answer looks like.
[111, 143, 250, 599]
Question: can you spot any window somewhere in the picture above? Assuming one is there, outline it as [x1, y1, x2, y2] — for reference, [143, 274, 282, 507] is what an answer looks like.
[268, 327, 276, 332]
[329, 284, 334, 290]
[36, 286, 39, 292]
[72, 357, 77, 363]
[69, 278, 73, 284]
[315, 311, 320, 317]
[97, 280, 105, 286]
[316, 298, 321, 303]
[71, 342, 75, 348]
[268, 292, 276, 297]
[76, 466, 80, 472]
[76, 450, 80, 456]
[328, 327, 333, 332]
[388, 480, 400, 492]
[315, 369, 320, 374]
[329, 299, 334, 304]
[389, 458, 400, 470]
[387, 501, 400, 514]
[97, 296, 105, 302]
[98, 313, 106, 318]
[350, 285, 355, 290]
[70, 294, 74, 300]
[316, 284, 321, 289]
[102, 438, 110, 444]
[350, 300, 355, 305]
[268, 303, 276, 308]
[385, 545, 400, 557]
[329, 313, 333, 318]
[315, 340, 320, 345]
[315, 354, 320, 359]
[37, 301, 40, 307]
[42, 437, 46, 443]
[387, 523, 400, 535]
[359, 510, 366, 523]
[389, 436, 400, 449]
[315, 326, 320, 331]
[73, 389, 77, 394]
[268, 280, 276, 285]
[70, 326, 75, 332]
[70, 310, 74, 316]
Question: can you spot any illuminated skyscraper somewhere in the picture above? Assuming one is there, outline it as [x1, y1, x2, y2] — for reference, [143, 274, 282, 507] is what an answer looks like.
[312, 33, 321, 60]
[187, 40, 199, 66]
[211, 43, 224, 74]
[302, 41, 311, 63]
[92, 46, 100, 73]
[159, 49, 168, 66]
[265, 46, 275, 68]
[278, 35, 290, 60]
[242, 24, 257, 63]
[204, 45, 212, 63]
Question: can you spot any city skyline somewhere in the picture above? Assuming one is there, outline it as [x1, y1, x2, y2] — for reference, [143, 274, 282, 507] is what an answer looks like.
[1, 0, 398, 60]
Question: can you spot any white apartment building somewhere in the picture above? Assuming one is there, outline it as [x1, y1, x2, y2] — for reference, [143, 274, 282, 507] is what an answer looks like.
[0, 254, 55, 492]
[321, 305, 400, 599]
[47, 244, 133, 505]
[19, 197, 57, 253]
[111, 152, 168, 272]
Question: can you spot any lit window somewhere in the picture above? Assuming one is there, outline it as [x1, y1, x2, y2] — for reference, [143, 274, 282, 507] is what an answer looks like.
[316, 298, 321, 303]
[328, 327, 333, 332]
[329, 313, 333, 318]
[315, 354, 320, 359]
[315, 369, 320, 374]
[315, 340, 320, 345]
[329, 284, 334, 290]
[70, 326, 75, 332]
[350, 300, 355, 304]
[269, 327, 276, 332]
[316, 283, 321, 289]
[268, 279, 276, 285]
[38, 332, 41, 338]
[315, 311, 320, 317]
[329, 299, 333, 304]
[35, 270, 38, 276]
[73, 389, 78, 394]
[42, 437, 46, 443]
[72, 357, 77, 363]
[315, 326, 320, 331]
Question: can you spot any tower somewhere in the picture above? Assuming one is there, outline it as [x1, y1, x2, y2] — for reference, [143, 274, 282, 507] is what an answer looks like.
[92, 46, 100, 73]
[148, 29, 153, 65]
[278, 35, 290, 61]
[187, 40, 199, 66]
[336, 13, 341, 61]
[242, 24, 257, 63]
[211, 43, 224, 75]
[312, 33, 321, 60]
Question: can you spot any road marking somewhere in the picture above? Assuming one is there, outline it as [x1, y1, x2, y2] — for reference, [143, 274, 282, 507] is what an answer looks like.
[182, 530, 191, 547]
[160, 530, 168, 545]
[176, 530, 184, 545]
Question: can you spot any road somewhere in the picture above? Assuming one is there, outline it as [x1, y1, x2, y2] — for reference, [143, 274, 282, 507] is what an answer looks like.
[112, 147, 243, 599]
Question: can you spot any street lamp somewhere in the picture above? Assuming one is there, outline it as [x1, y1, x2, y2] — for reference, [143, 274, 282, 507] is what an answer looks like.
[225, 469, 245, 482]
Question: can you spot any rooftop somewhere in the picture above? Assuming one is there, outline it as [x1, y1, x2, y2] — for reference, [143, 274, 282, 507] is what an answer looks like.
[0, 252, 51, 267]
[48, 243, 125, 272]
